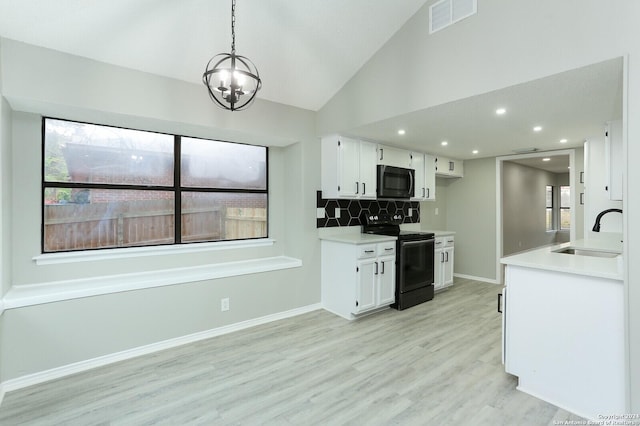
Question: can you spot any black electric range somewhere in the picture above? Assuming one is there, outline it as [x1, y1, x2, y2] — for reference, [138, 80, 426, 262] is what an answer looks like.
[362, 213, 435, 310]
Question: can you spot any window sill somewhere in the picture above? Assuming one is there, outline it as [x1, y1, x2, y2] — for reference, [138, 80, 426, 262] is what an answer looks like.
[33, 238, 276, 266]
[4, 255, 301, 310]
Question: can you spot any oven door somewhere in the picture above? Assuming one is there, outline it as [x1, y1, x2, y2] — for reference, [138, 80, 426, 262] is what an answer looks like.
[398, 238, 435, 293]
[377, 165, 414, 199]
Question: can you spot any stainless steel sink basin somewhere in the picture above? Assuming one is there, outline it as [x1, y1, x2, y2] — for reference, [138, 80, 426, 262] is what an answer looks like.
[553, 247, 620, 258]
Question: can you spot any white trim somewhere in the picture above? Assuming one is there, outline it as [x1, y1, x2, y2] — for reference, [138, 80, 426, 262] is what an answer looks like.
[0, 303, 322, 395]
[3, 256, 301, 310]
[454, 273, 500, 285]
[33, 238, 276, 265]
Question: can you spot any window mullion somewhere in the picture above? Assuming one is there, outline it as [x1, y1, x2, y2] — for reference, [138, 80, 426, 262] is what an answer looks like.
[175, 135, 181, 244]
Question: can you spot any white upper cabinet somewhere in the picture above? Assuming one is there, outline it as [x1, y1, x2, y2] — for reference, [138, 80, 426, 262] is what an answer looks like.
[377, 144, 412, 168]
[605, 120, 623, 201]
[321, 135, 377, 199]
[435, 156, 464, 178]
[410, 152, 436, 201]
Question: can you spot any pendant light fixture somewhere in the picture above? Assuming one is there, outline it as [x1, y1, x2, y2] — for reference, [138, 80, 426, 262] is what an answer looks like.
[203, 0, 261, 111]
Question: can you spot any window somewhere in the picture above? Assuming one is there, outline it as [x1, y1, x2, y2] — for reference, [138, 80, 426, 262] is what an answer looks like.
[545, 185, 554, 231]
[42, 118, 268, 253]
[559, 185, 571, 230]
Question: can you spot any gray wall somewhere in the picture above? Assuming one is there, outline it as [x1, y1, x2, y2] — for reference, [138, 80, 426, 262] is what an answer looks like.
[444, 157, 497, 282]
[0, 39, 321, 380]
[419, 180, 448, 231]
[502, 162, 560, 256]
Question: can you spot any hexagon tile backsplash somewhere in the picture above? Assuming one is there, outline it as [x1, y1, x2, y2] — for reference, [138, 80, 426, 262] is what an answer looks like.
[316, 191, 420, 228]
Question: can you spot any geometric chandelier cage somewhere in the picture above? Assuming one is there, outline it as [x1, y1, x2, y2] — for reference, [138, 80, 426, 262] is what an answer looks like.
[203, 0, 262, 111]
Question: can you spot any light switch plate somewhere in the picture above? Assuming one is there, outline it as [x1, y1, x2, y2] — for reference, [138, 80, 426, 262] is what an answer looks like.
[408, 208, 413, 217]
[334, 207, 341, 218]
[316, 208, 325, 219]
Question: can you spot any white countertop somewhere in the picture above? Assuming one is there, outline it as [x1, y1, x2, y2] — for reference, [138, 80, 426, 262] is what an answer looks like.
[500, 235, 623, 281]
[319, 233, 397, 245]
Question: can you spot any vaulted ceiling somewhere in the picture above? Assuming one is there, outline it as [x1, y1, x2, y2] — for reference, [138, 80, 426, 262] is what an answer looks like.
[0, 1, 624, 159]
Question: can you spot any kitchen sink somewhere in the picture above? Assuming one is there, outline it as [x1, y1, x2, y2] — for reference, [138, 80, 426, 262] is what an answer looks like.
[553, 247, 620, 258]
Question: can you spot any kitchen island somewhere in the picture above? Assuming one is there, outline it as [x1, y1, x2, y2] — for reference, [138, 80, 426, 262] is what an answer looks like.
[500, 235, 624, 420]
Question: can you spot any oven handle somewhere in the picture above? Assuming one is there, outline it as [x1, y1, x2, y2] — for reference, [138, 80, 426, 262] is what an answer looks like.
[400, 238, 435, 247]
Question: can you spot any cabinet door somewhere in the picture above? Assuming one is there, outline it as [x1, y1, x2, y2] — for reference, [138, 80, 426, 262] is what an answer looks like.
[411, 153, 426, 200]
[337, 137, 360, 197]
[424, 154, 436, 200]
[354, 258, 376, 314]
[434, 248, 444, 290]
[378, 145, 412, 168]
[359, 141, 378, 199]
[443, 247, 454, 286]
[605, 120, 623, 201]
[377, 256, 396, 306]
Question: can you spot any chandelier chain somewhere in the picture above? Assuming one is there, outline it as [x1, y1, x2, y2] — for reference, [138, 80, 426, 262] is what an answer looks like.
[231, 0, 236, 53]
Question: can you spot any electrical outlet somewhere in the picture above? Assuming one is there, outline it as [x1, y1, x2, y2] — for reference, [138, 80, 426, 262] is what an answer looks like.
[221, 297, 230, 312]
[334, 207, 341, 218]
[408, 208, 413, 217]
[435, 207, 439, 215]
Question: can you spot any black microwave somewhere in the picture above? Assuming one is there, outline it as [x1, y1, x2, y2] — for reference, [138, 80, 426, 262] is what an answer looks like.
[377, 165, 415, 199]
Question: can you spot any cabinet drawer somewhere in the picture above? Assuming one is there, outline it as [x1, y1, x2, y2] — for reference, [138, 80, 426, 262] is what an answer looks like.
[444, 236, 455, 247]
[358, 245, 378, 259]
[377, 242, 396, 256]
[436, 236, 454, 248]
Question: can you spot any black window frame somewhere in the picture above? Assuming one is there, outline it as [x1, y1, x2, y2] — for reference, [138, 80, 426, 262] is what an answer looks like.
[41, 117, 269, 254]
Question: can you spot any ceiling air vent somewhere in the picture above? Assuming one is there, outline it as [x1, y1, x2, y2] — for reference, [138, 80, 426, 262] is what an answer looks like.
[429, 0, 477, 34]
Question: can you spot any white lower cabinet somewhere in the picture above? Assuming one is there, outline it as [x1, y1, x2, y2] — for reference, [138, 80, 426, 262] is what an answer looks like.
[434, 236, 454, 290]
[321, 239, 396, 320]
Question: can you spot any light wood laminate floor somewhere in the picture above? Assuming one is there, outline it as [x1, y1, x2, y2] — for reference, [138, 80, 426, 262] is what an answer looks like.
[0, 279, 586, 425]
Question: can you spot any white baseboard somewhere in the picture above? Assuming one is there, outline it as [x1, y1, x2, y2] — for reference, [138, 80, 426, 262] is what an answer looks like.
[0, 303, 322, 396]
[454, 273, 500, 285]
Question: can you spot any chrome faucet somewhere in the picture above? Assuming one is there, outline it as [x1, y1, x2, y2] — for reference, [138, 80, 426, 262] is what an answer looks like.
[592, 208, 623, 232]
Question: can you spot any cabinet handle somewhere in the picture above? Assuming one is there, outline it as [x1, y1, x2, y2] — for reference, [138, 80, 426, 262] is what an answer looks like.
[447, 240, 454, 243]
[445, 251, 449, 262]
[380, 148, 384, 161]
[436, 241, 442, 245]
[440, 252, 444, 262]
[422, 188, 425, 197]
[385, 247, 393, 251]
[365, 250, 374, 253]
[426, 188, 430, 198]
[362, 182, 366, 195]
[375, 262, 379, 275]
[449, 161, 454, 171]
[497, 293, 503, 313]
[381, 261, 385, 274]
[356, 182, 359, 194]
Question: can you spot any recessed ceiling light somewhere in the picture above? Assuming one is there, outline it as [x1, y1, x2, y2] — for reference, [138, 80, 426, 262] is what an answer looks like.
[496, 108, 506, 115]
[441, 141, 448, 146]
[472, 150, 479, 154]
[542, 158, 551, 162]
[398, 129, 406, 135]
[560, 138, 568, 143]
[533, 126, 543, 132]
